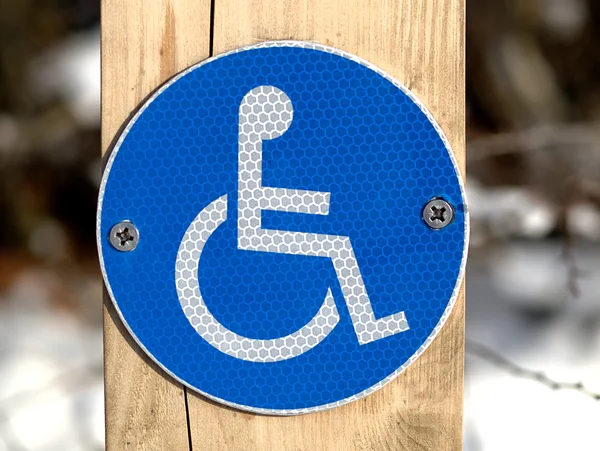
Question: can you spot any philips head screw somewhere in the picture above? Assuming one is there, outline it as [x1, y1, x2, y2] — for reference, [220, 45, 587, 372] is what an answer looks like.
[109, 221, 139, 251]
[422, 198, 454, 230]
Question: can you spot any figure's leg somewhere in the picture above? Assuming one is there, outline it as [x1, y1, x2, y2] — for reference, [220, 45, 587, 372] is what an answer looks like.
[329, 237, 410, 345]
[246, 228, 410, 344]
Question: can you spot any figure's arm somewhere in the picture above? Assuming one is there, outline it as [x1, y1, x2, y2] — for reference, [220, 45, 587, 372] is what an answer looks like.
[258, 187, 330, 215]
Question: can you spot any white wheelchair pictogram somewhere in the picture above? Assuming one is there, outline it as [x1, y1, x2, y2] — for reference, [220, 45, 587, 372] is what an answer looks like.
[176, 86, 410, 362]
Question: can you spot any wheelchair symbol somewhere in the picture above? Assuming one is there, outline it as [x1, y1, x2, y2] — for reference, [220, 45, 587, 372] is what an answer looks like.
[176, 86, 409, 362]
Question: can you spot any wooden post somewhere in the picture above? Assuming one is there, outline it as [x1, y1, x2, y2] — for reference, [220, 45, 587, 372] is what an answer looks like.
[102, 1, 465, 450]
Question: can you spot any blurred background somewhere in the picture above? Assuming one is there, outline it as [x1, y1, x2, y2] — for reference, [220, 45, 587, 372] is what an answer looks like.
[0, 0, 599, 449]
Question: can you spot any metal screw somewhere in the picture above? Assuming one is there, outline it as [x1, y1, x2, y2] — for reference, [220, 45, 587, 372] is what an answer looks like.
[109, 221, 139, 251]
[422, 198, 454, 229]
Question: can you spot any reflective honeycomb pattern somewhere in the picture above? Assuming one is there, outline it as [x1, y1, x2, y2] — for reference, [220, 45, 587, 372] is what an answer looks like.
[98, 41, 468, 415]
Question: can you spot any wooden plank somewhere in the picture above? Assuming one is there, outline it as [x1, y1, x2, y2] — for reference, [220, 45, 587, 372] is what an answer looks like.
[101, 1, 211, 449]
[186, 1, 466, 450]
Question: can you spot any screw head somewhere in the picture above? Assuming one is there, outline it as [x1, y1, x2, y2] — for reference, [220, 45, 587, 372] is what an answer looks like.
[422, 198, 454, 230]
[109, 221, 139, 251]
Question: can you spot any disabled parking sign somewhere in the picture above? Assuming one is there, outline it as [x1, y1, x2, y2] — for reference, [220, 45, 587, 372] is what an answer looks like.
[98, 42, 468, 415]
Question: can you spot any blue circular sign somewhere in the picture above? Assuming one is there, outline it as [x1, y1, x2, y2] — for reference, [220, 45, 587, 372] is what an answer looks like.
[98, 42, 468, 415]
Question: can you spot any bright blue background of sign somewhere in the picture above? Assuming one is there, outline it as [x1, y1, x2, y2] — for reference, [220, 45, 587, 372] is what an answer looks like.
[100, 45, 466, 411]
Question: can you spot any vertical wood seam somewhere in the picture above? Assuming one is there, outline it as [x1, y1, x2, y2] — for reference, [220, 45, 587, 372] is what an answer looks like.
[183, 2, 217, 447]
[184, 387, 194, 451]
[209, 0, 216, 56]
[103, 0, 212, 448]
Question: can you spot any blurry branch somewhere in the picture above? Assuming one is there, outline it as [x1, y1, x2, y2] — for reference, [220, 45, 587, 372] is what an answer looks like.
[560, 228, 585, 298]
[557, 182, 587, 298]
[468, 120, 600, 297]
[467, 122, 600, 162]
[466, 340, 600, 401]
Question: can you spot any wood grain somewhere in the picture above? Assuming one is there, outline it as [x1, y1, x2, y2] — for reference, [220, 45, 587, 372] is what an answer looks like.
[186, 1, 466, 450]
[102, 0, 465, 449]
[101, 1, 210, 449]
